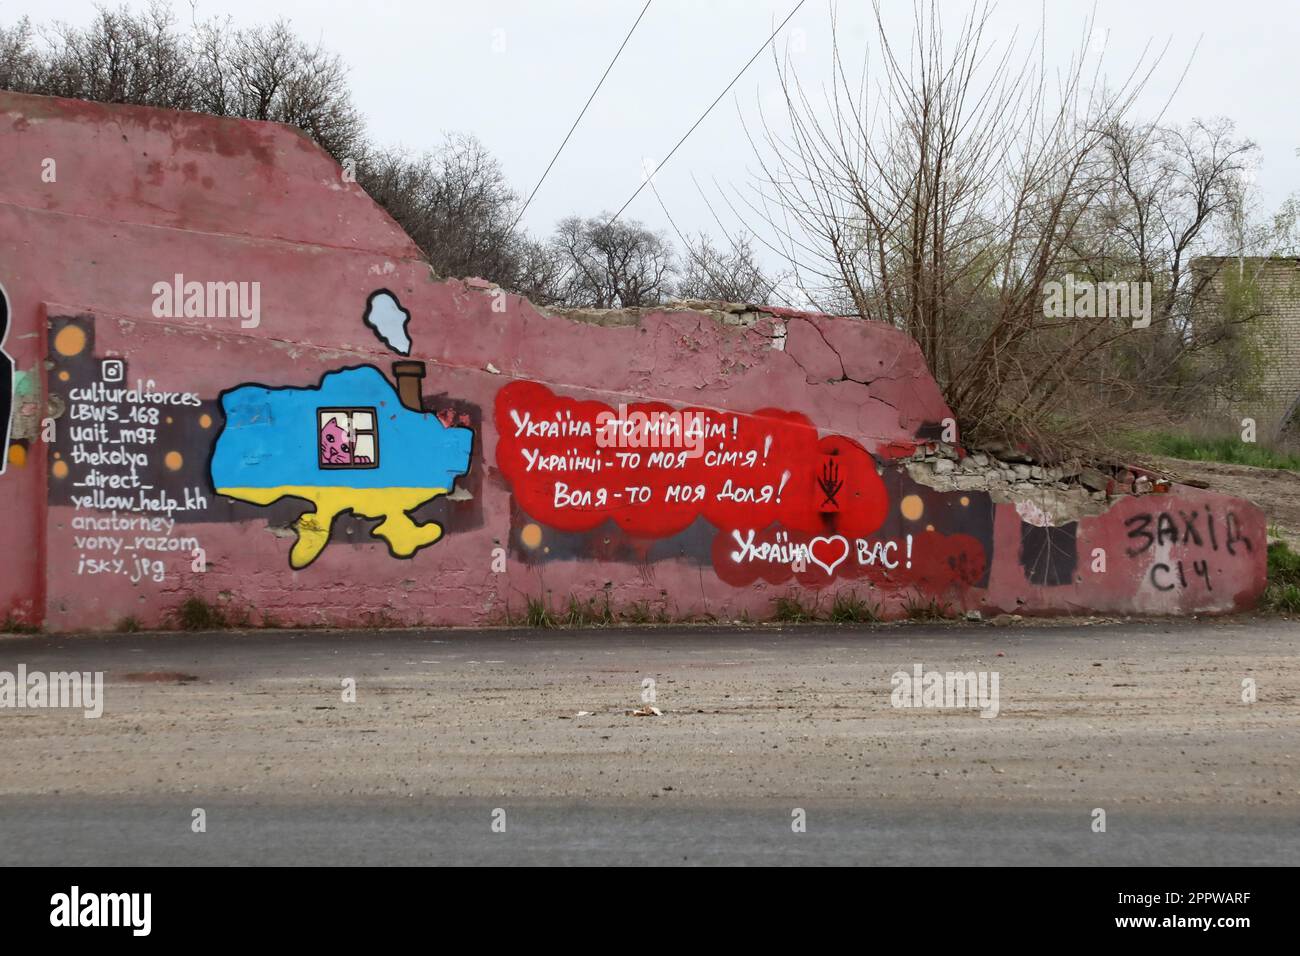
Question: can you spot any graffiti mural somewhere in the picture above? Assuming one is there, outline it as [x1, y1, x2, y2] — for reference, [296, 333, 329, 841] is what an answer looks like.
[210, 365, 472, 569]
[362, 289, 413, 356]
[46, 314, 214, 585]
[206, 290, 475, 570]
[494, 380, 992, 591]
[2, 90, 1269, 631]
[495, 380, 888, 533]
[1122, 505, 1254, 594]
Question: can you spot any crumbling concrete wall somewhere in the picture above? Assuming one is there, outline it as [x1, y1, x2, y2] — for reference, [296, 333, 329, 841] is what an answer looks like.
[0, 92, 1269, 630]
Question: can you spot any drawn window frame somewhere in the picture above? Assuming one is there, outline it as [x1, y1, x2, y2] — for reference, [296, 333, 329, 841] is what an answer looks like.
[317, 406, 379, 470]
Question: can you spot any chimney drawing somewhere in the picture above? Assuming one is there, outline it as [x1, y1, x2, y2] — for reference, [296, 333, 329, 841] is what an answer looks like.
[391, 361, 426, 412]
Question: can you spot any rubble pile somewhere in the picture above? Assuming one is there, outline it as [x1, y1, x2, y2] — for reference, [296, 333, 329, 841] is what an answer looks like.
[902, 440, 1177, 522]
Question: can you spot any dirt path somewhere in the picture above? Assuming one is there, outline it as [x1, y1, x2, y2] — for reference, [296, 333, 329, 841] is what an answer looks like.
[1144, 455, 1300, 547]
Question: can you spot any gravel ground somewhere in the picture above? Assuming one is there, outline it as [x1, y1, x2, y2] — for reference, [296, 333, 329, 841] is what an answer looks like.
[1, 620, 1296, 810]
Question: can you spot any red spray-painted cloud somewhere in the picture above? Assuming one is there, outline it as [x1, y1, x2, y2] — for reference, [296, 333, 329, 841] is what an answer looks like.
[494, 381, 888, 539]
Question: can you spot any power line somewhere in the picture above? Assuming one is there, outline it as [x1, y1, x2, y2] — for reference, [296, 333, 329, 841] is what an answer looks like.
[551, 0, 808, 302]
[605, 0, 807, 228]
[648, 178, 789, 307]
[509, 0, 654, 234]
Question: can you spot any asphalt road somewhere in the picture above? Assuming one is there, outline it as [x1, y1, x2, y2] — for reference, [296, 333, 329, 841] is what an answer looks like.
[2, 796, 1295, 865]
[1, 619, 1298, 865]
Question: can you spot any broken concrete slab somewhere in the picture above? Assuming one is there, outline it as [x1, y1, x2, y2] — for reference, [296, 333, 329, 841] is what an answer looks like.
[0, 90, 1269, 630]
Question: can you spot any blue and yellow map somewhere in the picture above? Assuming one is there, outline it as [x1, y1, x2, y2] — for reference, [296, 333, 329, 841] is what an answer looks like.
[210, 366, 472, 568]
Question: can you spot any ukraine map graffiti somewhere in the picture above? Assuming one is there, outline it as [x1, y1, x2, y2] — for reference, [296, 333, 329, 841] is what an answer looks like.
[208, 292, 473, 569]
[210, 366, 472, 568]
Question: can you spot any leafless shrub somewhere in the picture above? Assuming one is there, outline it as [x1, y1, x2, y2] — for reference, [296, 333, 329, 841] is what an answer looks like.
[735, 0, 1271, 456]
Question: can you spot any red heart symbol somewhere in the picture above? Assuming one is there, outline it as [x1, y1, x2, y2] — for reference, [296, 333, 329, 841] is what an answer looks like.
[808, 535, 849, 576]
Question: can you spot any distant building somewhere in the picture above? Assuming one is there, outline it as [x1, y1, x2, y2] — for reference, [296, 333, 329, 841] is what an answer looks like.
[1190, 256, 1300, 440]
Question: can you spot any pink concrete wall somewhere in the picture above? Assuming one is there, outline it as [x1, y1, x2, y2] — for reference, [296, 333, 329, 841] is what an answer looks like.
[0, 92, 1268, 630]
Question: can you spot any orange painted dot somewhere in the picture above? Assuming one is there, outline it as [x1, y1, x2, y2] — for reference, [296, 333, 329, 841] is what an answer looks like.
[199, 414, 212, 429]
[926, 524, 935, 532]
[520, 523, 543, 549]
[57, 370, 70, 382]
[53, 451, 61, 459]
[53, 324, 86, 357]
[960, 496, 970, 507]
[51, 460, 68, 479]
[164, 451, 183, 471]
[7, 444, 26, 468]
[166, 416, 173, 425]
[900, 494, 924, 521]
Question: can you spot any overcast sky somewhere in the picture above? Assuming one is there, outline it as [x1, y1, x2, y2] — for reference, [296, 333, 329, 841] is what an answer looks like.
[4, 0, 1297, 251]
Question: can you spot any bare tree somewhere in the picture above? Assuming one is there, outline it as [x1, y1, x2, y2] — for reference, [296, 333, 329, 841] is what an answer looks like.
[1066, 119, 1262, 412]
[358, 135, 541, 286]
[0, 19, 43, 92]
[0, 4, 366, 162]
[0, 6, 564, 291]
[674, 232, 779, 304]
[509, 235, 567, 307]
[736, 0, 1188, 449]
[13, 3, 199, 109]
[192, 17, 364, 160]
[549, 215, 676, 309]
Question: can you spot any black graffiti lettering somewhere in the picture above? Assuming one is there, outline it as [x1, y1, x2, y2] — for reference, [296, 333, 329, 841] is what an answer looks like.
[1193, 559, 1211, 591]
[1151, 563, 1176, 591]
[1127, 507, 1253, 569]
[1156, 512, 1179, 547]
[1224, 511, 1252, 555]
[1125, 514, 1154, 556]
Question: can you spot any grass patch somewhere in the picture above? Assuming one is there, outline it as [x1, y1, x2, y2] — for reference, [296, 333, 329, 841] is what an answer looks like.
[175, 596, 226, 631]
[829, 590, 881, 623]
[1268, 540, 1300, 585]
[621, 601, 653, 625]
[559, 594, 615, 628]
[518, 596, 670, 627]
[772, 593, 817, 623]
[1128, 432, 1300, 471]
[903, 594, 955, 621]
[525, 597, 556, 629]
[1267, 585, 1300, 614]
[1263, 541, 1300, 613]
[115, 615, 142, 633]
[0, 614, 39, 634]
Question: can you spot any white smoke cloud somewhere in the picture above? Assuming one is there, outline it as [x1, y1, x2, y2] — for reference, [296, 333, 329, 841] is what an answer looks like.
[363, 290, 411, 355]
